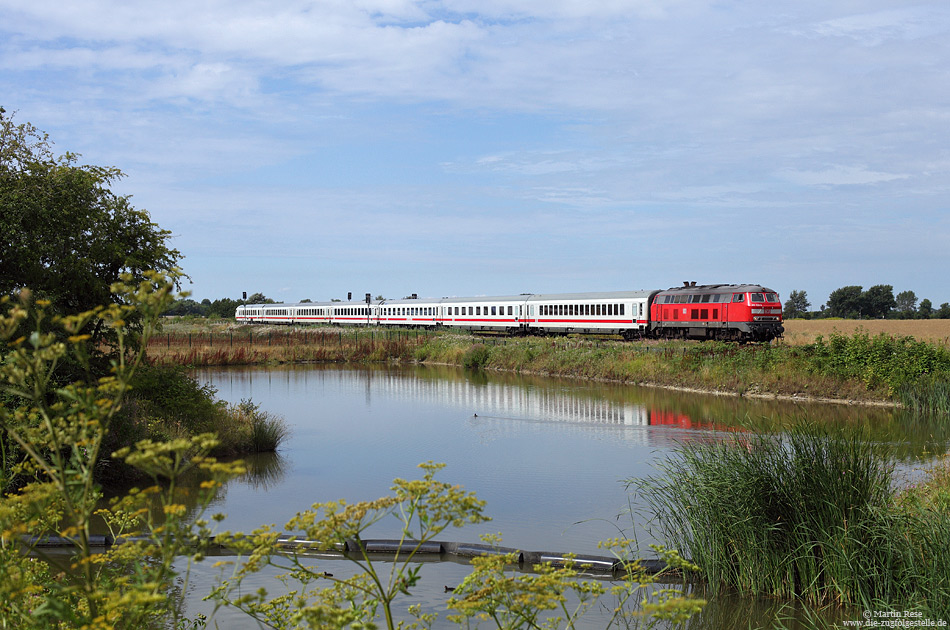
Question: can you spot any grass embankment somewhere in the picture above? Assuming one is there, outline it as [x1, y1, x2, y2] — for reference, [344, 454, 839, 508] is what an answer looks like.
[634, 424, 950, 618]
[148, 325, 950, 412]
[97, 364, 289, 488]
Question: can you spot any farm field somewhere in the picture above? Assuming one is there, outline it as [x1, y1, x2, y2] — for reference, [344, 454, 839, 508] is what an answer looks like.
[782, 318, 950, 346]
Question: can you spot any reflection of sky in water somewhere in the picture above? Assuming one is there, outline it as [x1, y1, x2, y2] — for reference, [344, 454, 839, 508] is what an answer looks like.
[198, 366, 736, 557]
[197, 365, 933, 556]
[188, 365, 930, 630]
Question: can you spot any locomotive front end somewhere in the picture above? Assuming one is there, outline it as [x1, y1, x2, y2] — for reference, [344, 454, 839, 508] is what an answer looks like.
[747, 289, 784, 341]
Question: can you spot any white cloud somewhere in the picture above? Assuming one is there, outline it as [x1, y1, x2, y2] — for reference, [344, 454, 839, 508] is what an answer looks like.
[776, 165, 909, 187]
[802, 6, 950, 46]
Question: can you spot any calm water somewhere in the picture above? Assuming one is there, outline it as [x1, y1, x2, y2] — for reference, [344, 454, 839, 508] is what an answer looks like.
[181, 364, 945, 628]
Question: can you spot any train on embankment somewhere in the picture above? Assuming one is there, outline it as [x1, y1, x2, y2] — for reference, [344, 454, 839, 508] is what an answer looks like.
[235, 282, 784, 342]
[235, 282, 784, 341]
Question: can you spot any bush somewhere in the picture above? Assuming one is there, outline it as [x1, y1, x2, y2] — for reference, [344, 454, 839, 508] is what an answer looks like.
[215, 399, 289, 454]
[807, 332, 950, 395]
[124, 363, 223, 434]
[461, 343, 491, 369]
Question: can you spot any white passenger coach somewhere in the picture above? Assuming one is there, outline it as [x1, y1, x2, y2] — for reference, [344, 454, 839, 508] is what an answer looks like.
[235, 290, 657, 339]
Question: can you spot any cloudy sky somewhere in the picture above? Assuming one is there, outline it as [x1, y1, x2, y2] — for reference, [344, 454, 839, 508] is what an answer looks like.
[2, 1, 948, 308]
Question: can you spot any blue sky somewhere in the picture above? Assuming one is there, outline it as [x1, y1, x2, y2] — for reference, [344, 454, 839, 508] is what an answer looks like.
[2, 1, 949, 309]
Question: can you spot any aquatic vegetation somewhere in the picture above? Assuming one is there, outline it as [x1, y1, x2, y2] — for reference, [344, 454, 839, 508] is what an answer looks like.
[633, 423, 950, 617]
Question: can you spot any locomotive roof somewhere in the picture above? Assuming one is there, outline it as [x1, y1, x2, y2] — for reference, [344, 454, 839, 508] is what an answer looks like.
[658, 284, 777, 294]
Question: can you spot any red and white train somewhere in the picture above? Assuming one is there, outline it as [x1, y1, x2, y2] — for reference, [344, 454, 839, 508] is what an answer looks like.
[235, 282, 784, 342]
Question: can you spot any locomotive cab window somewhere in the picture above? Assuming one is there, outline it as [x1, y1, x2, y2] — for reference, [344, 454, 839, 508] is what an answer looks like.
[751, 293, 765, 303]
[733, 293, 745, 303]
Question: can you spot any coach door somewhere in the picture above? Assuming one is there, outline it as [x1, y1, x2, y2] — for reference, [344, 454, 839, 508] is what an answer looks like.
[519, 298, 531, 331]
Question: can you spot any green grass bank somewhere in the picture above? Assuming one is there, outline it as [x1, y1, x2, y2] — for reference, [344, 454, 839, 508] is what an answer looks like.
[148, 326, 950, 413]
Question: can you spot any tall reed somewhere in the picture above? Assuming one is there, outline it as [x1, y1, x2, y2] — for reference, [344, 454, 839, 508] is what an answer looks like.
[898, 375, 950, 416]
[633, 424, 950, 615]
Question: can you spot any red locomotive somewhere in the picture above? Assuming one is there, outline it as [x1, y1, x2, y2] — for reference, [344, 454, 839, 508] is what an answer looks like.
[650, 282, 784, 341]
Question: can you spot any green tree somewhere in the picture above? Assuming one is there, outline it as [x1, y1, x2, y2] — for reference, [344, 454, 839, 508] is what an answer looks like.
[919, 299, 934, 319]
[783, 290, 810, 319]
[937, 303, 950, 319]
[826, 285, 864, 318]
[895, 290, 918, 319]
[164, 298, 205, 316]
[825, 285, 895, 319]
[246, 292, 270, 304]
[0, 108, 181, 347]
[208, 297, 240, 318]
[863, 284, 896, 319]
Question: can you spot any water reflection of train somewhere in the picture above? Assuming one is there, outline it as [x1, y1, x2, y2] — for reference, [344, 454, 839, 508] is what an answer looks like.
[217, 368, 725, 448]
[235, 283, 784, 342]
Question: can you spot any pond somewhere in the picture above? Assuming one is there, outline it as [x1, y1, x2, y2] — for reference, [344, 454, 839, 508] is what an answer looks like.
[182, 364, 945, 628]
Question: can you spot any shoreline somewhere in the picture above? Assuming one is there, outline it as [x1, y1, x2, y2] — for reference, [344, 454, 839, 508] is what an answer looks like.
[148, 324, 941, 412]
[472, 364, 900, 408]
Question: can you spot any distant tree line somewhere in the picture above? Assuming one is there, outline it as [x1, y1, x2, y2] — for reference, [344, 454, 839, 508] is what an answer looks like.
[163, 292, 349, 318]
[163, 292, 269, 318]
[783, 286, 950, 320]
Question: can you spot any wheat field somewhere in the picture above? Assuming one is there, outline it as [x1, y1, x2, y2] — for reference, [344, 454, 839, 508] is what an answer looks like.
[781, 319, 950, 346]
